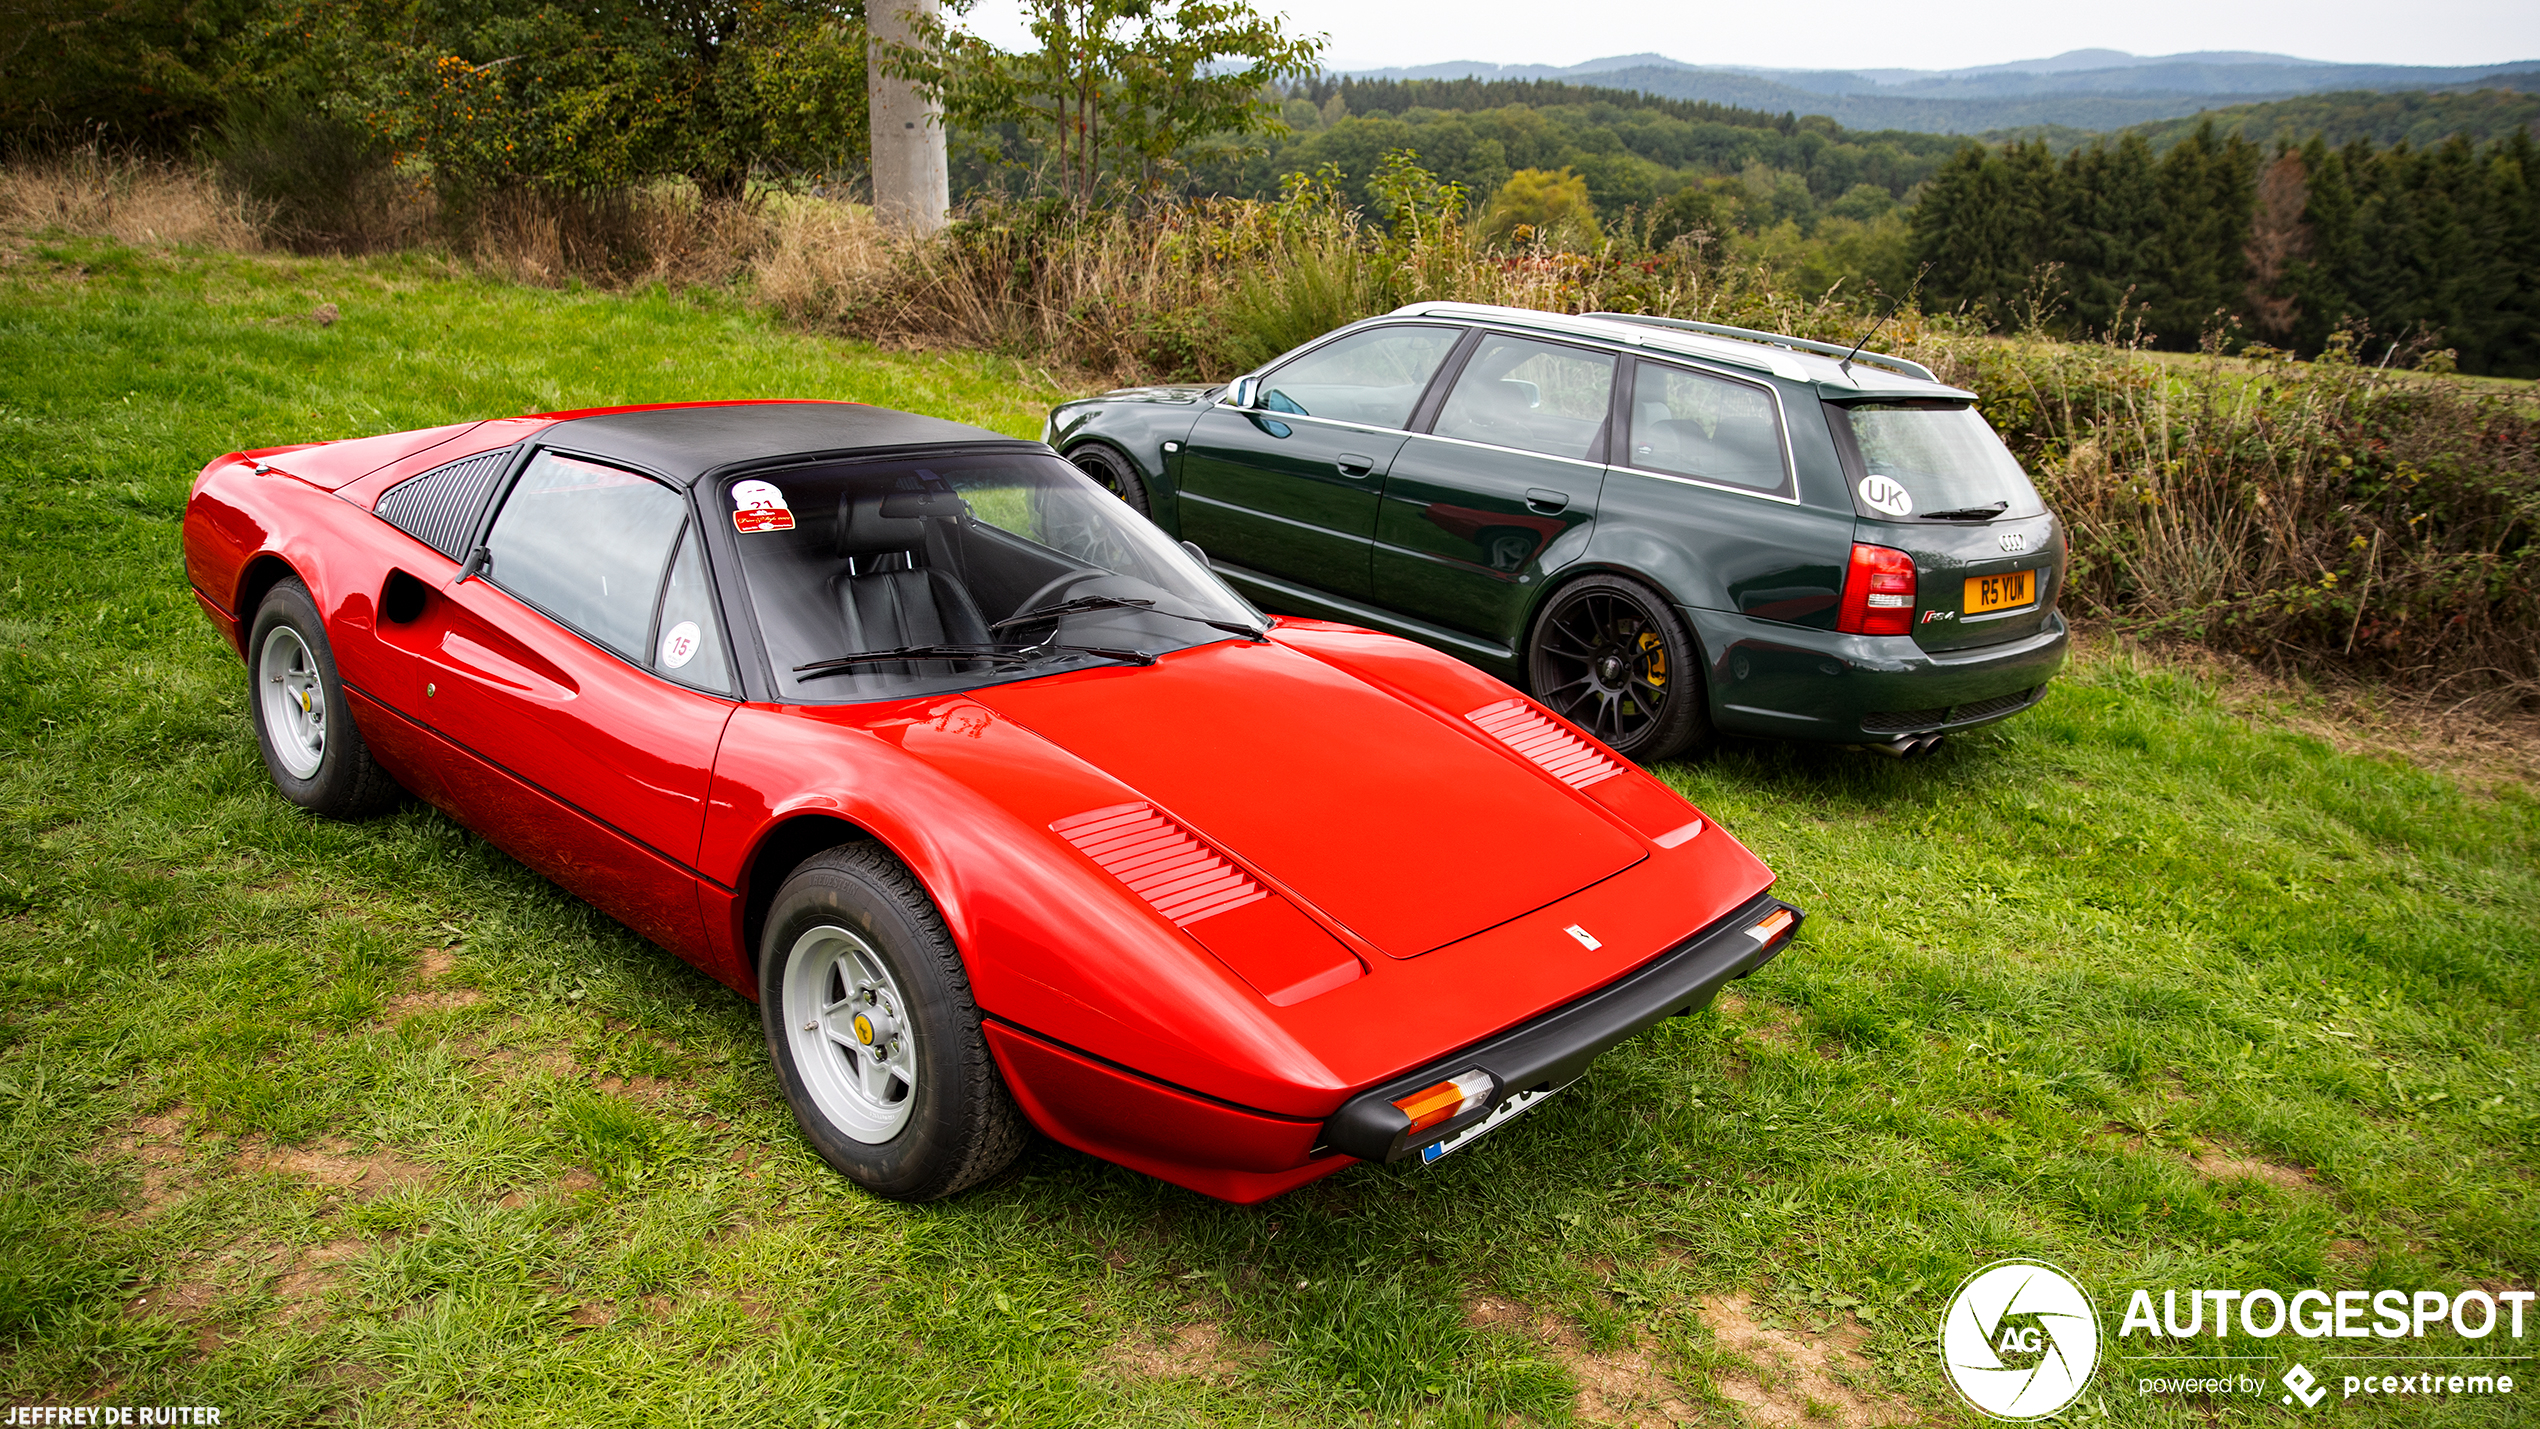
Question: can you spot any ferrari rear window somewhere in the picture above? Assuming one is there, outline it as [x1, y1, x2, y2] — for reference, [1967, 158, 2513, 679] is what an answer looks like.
[722, 450, 1263, 702]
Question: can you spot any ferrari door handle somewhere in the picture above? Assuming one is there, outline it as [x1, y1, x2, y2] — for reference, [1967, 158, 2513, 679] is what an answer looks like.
[1525, 488, 1570, 514]
[1335, 453, 1375, 477]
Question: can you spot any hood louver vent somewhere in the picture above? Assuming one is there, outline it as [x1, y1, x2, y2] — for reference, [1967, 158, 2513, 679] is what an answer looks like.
[1465, 698, 1623, 788]
[1051, 802, 1266, 927]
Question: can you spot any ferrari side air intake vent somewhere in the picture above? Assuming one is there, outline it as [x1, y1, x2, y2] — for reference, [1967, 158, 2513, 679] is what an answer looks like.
[378, 449, 511, 560]
[1465, 698, 1623, 788]
[1051, 802, 1267, 927]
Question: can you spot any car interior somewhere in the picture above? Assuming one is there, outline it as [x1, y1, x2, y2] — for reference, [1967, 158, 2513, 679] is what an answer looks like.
[1629, 402, 1787, 490]
[730, 462, 1228, 700]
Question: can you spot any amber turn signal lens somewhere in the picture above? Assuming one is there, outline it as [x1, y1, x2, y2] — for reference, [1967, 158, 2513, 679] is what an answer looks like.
[1746, 907, 1797, 945]
[1392, 1069, 1494, 1134]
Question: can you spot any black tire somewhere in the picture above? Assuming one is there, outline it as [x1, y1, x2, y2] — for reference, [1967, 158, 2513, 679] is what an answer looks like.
[1525, 573, 1713, 763]
[246, 577, 402, 818]
[758, 842, 1026, 1201]
[1066, 443, 1152, 518]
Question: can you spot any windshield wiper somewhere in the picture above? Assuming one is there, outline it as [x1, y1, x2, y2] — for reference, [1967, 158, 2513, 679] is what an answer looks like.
[991, 594, 1266, 642]
[792, 642, 1155, 680]
[1916, 500, 2010, 522]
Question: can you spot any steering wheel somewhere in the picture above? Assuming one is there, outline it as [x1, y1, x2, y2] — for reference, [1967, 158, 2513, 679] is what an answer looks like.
[1006, 569, 1101, 627]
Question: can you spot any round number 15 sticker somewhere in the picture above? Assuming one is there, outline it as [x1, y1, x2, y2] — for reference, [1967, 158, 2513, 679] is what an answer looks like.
[660, 621, 702, 669]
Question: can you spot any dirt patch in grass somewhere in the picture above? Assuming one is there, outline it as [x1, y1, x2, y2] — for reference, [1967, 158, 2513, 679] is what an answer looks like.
[235, 1137, 434, 1195]
[270, 1239, 364, 1324]
[108, 1111, 193, 1218]
[124, 1278, 225, 1355]
[382, 945, 484, 1017]
[2190, 1144, 2313, 1191]
[1465, 1297, 1700, 1427]
[1698, 1292, 1908, 1428]
[1099, 1321, 1260, 1384]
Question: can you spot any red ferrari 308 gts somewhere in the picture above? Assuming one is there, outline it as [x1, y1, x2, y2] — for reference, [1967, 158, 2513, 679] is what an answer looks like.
[183, 400, 1802, 1202]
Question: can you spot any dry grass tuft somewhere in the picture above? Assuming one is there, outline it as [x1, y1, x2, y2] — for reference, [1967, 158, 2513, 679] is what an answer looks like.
[0, 148, 264, 251]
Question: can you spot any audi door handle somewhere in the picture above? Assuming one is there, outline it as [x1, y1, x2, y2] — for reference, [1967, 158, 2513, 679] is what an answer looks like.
[1525, 488, 1570, 514]
[1335, 453, 1375, 476]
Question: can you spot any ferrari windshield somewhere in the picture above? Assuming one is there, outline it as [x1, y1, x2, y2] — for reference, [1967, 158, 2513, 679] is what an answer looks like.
[721, 449, 1263, 702]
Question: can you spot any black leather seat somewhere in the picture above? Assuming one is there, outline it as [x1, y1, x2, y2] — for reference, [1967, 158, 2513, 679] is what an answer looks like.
[829, 492, 989, 670]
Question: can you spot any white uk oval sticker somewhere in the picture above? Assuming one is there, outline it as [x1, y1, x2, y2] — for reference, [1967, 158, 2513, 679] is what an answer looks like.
[1858, 475, 1914, 517]
[660, 621, 702, 669]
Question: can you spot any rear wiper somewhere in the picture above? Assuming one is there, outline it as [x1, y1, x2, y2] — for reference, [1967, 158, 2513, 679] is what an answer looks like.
[1916, 501, 2010, 522]
[793, 641, 1155, 679]
[992, 594, 1267, 642]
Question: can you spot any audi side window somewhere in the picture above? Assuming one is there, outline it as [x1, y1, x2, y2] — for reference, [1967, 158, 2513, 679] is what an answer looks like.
[1431, 335, 1616, 461]
[1258, 325, 1463, 428]
[483, 452, 687, 662]
[650, 523, 735, 695]
[1628, 363, 1791, 492]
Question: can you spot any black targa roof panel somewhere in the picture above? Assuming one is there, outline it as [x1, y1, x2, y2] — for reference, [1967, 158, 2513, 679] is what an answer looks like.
[543, 402, 1032, 486]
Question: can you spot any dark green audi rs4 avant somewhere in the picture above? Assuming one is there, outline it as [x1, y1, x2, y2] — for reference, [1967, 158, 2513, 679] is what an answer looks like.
[1045, 303, 2068, 762]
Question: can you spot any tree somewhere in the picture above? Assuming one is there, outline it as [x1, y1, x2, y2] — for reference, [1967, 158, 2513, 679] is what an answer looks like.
[887, 0, 1321, 201]
[0, 0, 267, 146]
[306, 0, 870, 203]
[1478, 166, 1600, 251]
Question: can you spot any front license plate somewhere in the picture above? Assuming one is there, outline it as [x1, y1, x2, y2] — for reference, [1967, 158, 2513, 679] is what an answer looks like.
[1963, 568, 2036, 615]
[1419, 1084, 1563, 1165]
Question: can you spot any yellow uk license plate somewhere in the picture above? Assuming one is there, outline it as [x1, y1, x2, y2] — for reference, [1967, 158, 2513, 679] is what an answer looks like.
[1964, 568, 2036, 614]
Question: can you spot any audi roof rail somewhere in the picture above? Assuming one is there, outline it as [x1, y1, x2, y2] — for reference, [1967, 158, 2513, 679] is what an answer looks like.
[1581, 313, 1939, 384]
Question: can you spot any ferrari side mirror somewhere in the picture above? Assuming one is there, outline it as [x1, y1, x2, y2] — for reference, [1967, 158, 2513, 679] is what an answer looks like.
[1223, 376, 1260, 409]
[457, 545, 492, 584]
[1180, 540, 1209, 568]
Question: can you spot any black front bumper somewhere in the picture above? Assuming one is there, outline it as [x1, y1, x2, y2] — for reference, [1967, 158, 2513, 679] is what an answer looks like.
[1320, 891, 1803, 1163]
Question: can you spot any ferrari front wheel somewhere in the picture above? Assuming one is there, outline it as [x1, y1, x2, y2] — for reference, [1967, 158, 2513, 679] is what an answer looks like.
[247, 577, 401, 818]
[759, 843, 1026, 1201]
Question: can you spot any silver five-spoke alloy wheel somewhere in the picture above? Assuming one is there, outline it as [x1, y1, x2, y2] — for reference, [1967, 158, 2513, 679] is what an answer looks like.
[258, 623, 327, 779]
[781, 924, 918, 1142]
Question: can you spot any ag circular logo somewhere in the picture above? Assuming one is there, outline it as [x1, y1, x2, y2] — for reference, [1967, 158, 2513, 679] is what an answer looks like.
[1940, 1259, 2100, 1420]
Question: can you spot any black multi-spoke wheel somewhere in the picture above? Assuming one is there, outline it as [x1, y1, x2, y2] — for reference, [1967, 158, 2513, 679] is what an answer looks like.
[1525, 574, 1711, 762]
[1065, 443, 1152, 518]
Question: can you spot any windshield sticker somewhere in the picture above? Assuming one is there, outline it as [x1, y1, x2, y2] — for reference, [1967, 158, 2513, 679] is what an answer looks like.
[660, 621, 703, 669]
[1858, 474, 1914, 517]
[732, 479, 795, 533]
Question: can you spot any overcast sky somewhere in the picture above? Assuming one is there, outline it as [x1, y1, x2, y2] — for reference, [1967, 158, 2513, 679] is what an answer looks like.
[954, 0, 2537, 74]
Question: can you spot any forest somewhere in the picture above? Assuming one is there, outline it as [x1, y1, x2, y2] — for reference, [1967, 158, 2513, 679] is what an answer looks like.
[4, 0, 2536, 373]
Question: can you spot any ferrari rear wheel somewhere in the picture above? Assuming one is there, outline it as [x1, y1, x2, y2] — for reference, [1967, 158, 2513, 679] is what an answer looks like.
[759, 842, 1026, 1201]
[1525, 573, 1713, 763]
[1066, 443, 1152, 517]
[247, 577, 401, 818]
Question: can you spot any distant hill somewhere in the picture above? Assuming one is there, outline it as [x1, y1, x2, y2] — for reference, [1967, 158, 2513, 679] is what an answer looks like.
[1340, 50, 2540, 135]
[2115, 87, 2540, 151]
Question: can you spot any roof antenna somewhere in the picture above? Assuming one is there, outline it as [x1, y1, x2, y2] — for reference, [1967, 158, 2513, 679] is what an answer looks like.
[1840, 303, 1894, 378]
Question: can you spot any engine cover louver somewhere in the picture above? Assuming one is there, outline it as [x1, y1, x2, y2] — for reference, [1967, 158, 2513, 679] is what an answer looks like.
[377, 449, 511, 560]
[1051, 802, 1267, 927]
[1465, 698, 1623, 788]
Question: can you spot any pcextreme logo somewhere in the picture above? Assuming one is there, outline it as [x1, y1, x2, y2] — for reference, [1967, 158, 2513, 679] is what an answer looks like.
[1940, 1260, 2102, 1420]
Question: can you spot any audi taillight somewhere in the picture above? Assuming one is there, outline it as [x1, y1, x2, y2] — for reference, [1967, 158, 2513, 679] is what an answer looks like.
[1837, 543, 1917, 635]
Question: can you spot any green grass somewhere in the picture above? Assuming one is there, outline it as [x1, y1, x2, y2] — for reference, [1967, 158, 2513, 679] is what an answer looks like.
[1, 237, 2535, 1426]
